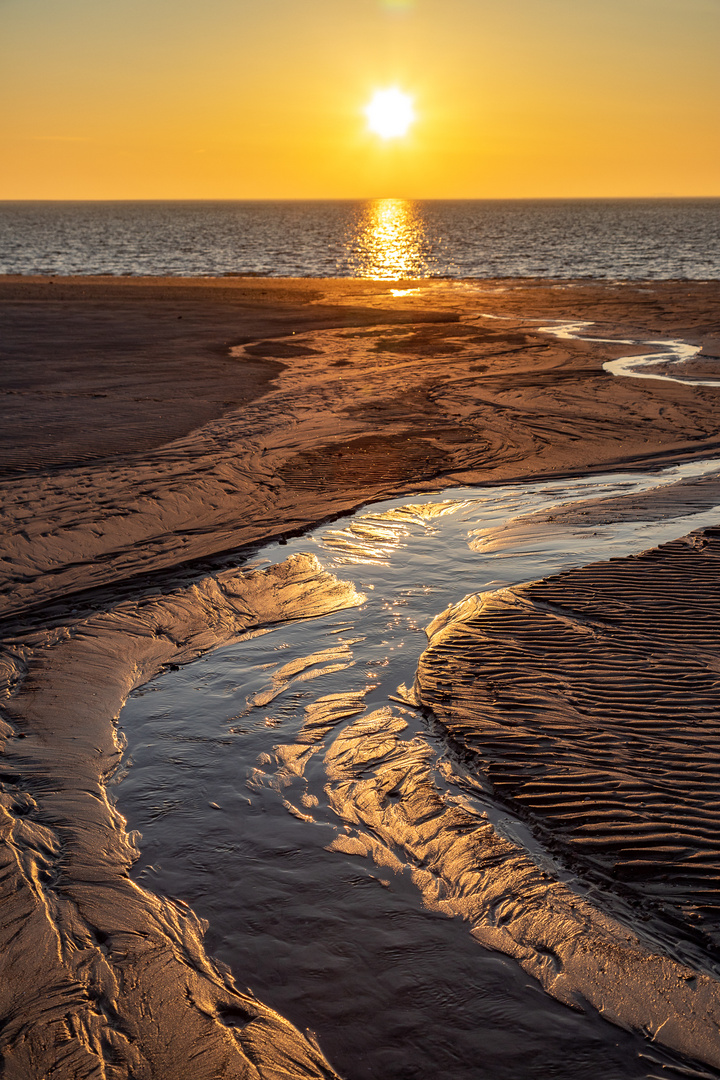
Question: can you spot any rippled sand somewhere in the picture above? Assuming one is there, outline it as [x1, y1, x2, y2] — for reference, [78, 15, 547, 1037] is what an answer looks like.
[1, 276, 720, 1078]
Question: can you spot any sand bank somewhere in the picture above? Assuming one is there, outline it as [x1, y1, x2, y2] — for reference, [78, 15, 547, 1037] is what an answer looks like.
[413, 525, 720, 1067]
[2, 276, 720, 622]
[0, 554, 362, 1078]
[1, 276, 720, 1078]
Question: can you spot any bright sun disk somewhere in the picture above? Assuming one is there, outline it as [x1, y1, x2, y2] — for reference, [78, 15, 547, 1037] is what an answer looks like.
[365, 88, 415, 139]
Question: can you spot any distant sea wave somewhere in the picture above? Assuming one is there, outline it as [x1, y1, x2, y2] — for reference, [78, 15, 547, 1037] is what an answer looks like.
[1, 198, 719, 280]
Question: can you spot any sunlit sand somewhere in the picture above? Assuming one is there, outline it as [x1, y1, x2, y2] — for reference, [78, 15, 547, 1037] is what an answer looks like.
[2, 275, 720, 1078]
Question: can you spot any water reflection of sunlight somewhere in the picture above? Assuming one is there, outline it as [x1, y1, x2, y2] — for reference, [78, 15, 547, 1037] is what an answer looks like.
[348, 198, 427, 279]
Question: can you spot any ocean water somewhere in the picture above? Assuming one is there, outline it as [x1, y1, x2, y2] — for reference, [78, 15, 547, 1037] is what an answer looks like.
[1, 198, 719, 279]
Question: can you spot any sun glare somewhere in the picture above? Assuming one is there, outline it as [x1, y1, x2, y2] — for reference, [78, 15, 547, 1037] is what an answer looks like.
[365, 88, 415, 139]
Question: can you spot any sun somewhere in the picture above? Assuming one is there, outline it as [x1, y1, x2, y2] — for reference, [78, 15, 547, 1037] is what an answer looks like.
[365, 88, 415, 139]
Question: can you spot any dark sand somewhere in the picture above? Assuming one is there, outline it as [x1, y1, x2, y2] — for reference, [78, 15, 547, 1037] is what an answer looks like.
[1, 276, 720, 1078]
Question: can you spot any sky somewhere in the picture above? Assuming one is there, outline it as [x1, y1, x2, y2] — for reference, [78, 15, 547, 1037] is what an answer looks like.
[1, 0, 719, 199]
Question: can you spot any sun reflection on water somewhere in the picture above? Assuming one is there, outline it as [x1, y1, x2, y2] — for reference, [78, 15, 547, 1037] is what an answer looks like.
[347, 198, 429, 279]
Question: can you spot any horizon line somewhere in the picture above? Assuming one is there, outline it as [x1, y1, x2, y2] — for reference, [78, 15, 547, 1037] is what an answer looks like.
[2, 195, 720, 204]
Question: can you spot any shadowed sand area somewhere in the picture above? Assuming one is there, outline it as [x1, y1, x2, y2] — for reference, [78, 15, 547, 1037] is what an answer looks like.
[1, 276, 720, 1078]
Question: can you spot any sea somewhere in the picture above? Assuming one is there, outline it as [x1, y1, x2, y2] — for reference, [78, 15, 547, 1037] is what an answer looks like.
[1, 198, 719, 279]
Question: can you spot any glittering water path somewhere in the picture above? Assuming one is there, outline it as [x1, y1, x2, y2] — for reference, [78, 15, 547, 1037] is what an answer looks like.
[2, 199, 719, 279]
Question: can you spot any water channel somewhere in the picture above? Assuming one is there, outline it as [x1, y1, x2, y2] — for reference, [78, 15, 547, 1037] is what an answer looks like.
[116, 445, 720, 1080]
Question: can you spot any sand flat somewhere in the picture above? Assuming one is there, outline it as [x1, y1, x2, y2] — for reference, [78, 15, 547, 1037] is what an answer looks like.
[2, 276, 720, 1078]
[1, 276, 720, 621]
[417, 528, 720, 937]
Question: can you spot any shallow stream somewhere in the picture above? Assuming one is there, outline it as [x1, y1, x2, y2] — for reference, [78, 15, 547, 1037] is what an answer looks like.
[117, 453, 720, 1080]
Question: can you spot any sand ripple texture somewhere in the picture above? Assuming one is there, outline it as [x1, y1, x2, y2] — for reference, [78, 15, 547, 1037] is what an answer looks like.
[416, 529, 720, 1061]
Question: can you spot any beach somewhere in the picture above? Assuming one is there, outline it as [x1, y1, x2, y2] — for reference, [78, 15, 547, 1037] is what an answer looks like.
[2, 275, 720, 1078]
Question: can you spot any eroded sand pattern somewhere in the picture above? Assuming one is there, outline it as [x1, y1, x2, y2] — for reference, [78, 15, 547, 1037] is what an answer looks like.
[2, 277, 720, 1078]
[117, 469, 720, 1078]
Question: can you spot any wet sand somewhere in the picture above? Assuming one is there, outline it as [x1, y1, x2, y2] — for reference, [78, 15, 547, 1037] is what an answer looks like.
[1, 275, 720, 1078]
[2, 276, 720, 621]
[419, 527, 720, 934]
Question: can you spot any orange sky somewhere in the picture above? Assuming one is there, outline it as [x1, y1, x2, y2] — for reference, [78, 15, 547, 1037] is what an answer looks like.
[2, 0, 719, 199]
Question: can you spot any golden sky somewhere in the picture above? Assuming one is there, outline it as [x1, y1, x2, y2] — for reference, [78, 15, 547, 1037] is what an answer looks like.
[2, 0, 719, 199]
